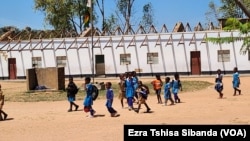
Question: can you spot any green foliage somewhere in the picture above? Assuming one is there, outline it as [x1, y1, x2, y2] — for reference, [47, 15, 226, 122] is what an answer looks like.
[139, 2, 154, 32]
[239, 22, 250, 34]
[206, 36, 243, 44]
[219, 0, 245, 18]
[115, 0, 135, 32]
[104, 14, 118, 33]
[223, 17, 242, 30]
[206, 17, 250, 55]
[34, 0, 89, 35]
[241, 35, 250, 54]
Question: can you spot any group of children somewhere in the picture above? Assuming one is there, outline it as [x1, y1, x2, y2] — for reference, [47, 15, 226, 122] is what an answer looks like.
[0, 67, 242, 121]
[65, 71, 183, 117]
[214, 67, 242, 99]
[66, 76, 119, 118]
[117, 71, 183, 114]
[151, 73, 182, 106]
[118, 71, 151, 113]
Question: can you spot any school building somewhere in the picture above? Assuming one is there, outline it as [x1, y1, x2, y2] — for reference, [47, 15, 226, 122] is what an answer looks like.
[0, 23, 250, 79]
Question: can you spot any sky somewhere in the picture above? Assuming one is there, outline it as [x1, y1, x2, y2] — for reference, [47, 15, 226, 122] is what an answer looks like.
[0, 0, 221, 31]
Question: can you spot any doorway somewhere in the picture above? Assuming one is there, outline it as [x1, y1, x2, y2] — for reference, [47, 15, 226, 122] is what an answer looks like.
[8, 58, 17, 79]
[95, 55, 105, 76]
[190, 51, 201, 75]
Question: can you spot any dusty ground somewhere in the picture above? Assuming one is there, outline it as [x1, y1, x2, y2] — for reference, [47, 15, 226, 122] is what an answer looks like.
[0, 75, 249, 141]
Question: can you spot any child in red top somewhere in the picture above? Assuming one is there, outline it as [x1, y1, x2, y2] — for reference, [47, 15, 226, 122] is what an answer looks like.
[151, 74, 163, 104]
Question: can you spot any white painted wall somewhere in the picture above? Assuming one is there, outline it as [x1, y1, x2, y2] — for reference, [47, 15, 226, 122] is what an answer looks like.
[0, 30, 249, 78]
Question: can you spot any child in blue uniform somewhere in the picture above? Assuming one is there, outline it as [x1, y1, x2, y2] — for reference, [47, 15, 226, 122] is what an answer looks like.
[232, 67, 241, 96]
[105, 82, 119, 117]
[83, 77, 96, 118]
[132, 71, 139, 103]
[125, 72, 135, 111]
[171, 73, 181, 103]
[164, 77, 175, 106]
[214, 69, 223, 98]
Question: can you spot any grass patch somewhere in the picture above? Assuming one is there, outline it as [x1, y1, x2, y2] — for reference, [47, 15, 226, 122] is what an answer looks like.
[5, 80, 213, 102]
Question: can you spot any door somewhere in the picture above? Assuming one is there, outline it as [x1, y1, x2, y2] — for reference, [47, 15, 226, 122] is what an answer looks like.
[190, 51, 201, 75]
[8, 58, 17, 79]
[95, 55, 105, 76]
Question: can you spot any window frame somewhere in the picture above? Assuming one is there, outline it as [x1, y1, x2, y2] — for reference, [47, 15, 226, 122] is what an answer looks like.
[120, 54, 131, 65]
[56, 56, 67, 67]
[217, 50, 230, 62]
[147, 52, 159, 64]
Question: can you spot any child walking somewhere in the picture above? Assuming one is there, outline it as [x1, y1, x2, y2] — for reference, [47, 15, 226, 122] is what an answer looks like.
[132, 71, 139, 103]
[151, 74, 163, 104]
[214, 69, 224, 98]
[105, 82, 120, 117]
[125, 72, 135, 111]
[83, 77, 96, 118]
[0, 84, 8, 121]
[134, 81, 151, 113]
[172, 73, 181, 103]
[118, 73, 126, 108]
[232, 67, 241, 96]
[66, 76, 79, 112]
[163, 77, 175, 106]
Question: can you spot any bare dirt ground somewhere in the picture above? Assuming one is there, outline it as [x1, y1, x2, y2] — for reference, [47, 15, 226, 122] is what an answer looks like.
[0, 75, 250, 141]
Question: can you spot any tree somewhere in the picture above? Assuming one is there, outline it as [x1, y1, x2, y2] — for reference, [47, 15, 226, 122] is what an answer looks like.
[205, 0, 250, 28]
[139, 2, 154, 32]
[207, 17, 250, 55]
[115, 0, 135, 34]
[205, 1, 220, 27]
[96, 0, 105, 31]
[34, 0, 90, 35]
[206, 0, 250, 55]
[220, 0, 243, 18]
[104, 14, 119, 33]
[219, 0, 250, 18]
[234, 0, 250, 18]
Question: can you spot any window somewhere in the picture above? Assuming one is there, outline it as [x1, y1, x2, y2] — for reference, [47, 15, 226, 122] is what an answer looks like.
[120, 54, 131, 65]
[56, 56, 67, 67]
[218, 50, 230, 62]
[32, 57, 42, 68]
[147, 52, 158, 64]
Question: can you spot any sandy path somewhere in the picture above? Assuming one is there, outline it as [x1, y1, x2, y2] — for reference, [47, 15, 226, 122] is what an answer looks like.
[0, 76, 249, 141]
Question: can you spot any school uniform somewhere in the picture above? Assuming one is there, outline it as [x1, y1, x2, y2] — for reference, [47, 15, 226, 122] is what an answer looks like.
[83, 83, 95, 116]
[125, 78, 135, 110]
[232, 72, 240, 88]
[164, 82, 174, 105]
[215, 74, 223, 92]
[105, 88, 117, 115]
[171, 79, 181, 103]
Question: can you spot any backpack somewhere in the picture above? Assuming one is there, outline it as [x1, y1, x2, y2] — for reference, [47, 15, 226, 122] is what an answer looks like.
[73, 87, 79, 95]
[91, 85, 99, 101]
[67, 82, 78, 95]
